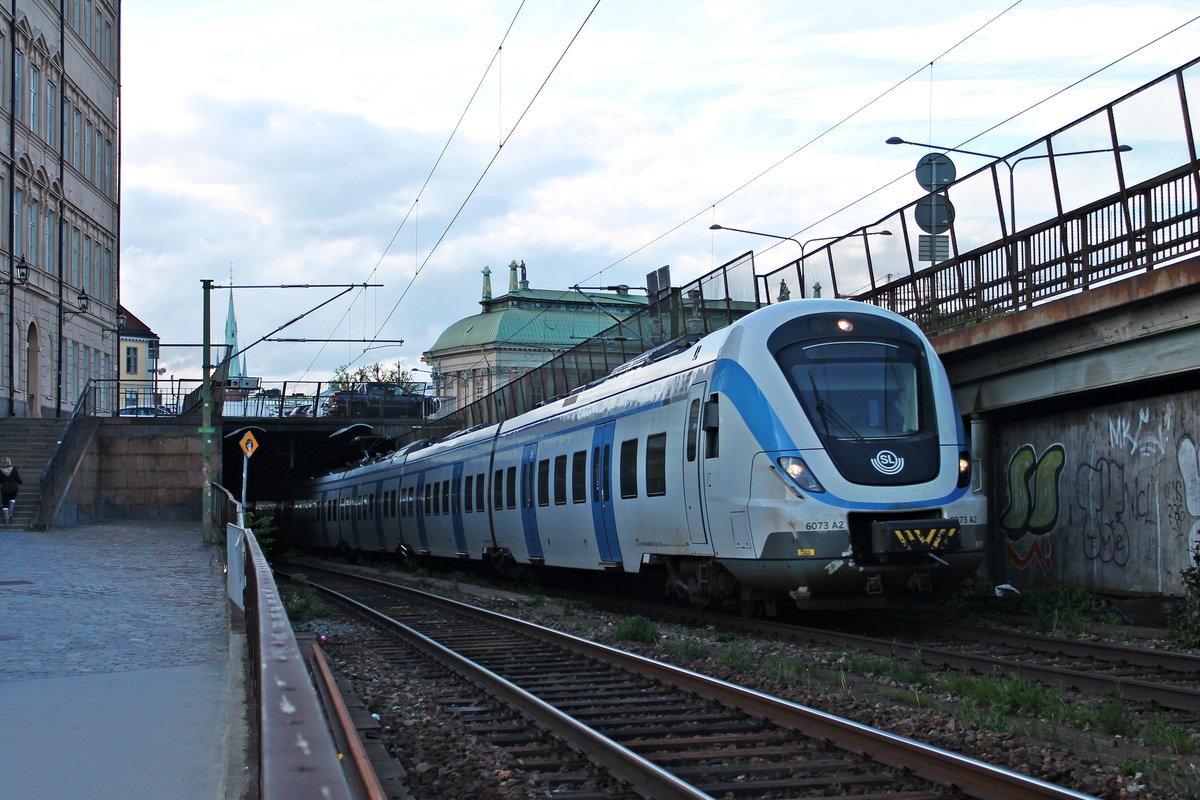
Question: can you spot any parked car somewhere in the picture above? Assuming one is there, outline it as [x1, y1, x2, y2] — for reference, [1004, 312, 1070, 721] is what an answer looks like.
[323, 382, 439, 419]
[119, 405, 175, 417]
[288, 403, 314, 418]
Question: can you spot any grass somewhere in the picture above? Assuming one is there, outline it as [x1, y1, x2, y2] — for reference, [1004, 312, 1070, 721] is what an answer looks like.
[280, 574, 329, 622]
[614, 615, 659, 644]
[950, 584, 1120, 635]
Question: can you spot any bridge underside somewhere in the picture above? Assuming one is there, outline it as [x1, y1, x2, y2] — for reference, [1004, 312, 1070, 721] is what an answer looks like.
[933, 256, 1200, 417]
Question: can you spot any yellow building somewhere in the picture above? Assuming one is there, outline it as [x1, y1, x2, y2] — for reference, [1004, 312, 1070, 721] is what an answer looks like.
[115, 307, 164, 411]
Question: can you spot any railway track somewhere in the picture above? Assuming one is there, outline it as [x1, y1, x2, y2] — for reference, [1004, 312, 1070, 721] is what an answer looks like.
[283, 563, 1094, 800]
[535, 586, 1200, 714]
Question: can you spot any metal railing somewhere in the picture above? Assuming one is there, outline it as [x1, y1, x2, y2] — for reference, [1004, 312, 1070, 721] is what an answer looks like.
[412, 251, 760, 442]
[757, 56, 1200, 336]
[216, 478, 354, 800]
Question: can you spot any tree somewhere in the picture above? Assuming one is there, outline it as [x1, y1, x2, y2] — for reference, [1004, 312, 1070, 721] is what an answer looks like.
[330, 361, 419, 391]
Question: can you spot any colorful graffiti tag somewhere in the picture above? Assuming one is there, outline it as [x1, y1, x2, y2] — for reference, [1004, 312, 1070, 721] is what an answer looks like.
[1000, 443, 1065, 571]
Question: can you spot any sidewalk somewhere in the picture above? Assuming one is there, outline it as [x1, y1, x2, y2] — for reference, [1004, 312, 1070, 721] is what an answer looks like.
[0, 521, 248, 799]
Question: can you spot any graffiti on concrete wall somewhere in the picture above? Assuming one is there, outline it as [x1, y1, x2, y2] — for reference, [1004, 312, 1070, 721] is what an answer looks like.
[1179, 436, 1200, 563]
[1000, 443, 1065, 572]
[998, 396, 1200, 594]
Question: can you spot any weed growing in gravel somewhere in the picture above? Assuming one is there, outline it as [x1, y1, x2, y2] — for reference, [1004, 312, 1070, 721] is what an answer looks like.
[280, 574, 329, 622]
[1139, 712, 1197, 755]
[614, 615, 658, 644]
[1090, 691, 1135, 736]
[949, 584, 1119, 634]
[884, 652, 928, 686]
[721, 643, 751, 671]
[758, 654, 804, 681]
[666, 639, 710, 660]
[554, 598, 589, 616]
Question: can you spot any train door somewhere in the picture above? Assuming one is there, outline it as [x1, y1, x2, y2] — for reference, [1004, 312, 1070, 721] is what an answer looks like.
[414, 472, 430, 553]
[451, 462, 468, 556]
[590, 421, 623, 564]
[372, 478, 387, 549]
[519, 444, 545, 560]
[683, 382, 710, 545]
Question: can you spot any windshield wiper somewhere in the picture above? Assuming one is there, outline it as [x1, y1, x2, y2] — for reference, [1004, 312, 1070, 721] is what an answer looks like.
[808, 375, 865, 442]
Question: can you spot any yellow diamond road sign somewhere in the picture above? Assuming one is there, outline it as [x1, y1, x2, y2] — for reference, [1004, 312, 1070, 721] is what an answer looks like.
[240, 431, 259, 459]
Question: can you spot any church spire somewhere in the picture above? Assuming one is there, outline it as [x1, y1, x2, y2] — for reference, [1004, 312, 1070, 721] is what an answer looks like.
[225, 269, 245, 379]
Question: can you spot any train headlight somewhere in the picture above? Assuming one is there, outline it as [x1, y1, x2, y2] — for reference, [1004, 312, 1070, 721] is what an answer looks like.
[958, 450, 971, 488]
[777, 456, 825, 494]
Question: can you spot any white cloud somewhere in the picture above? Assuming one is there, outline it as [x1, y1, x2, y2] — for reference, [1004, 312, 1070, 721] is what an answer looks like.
[119, 0, 1200, 380]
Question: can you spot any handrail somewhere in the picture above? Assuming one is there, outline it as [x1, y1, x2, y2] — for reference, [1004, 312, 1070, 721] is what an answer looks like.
[35, 382, 103, 530]
[236, 524, 354, 800]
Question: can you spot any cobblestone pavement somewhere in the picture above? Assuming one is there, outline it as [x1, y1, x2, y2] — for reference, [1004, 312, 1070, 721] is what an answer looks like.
[0, 521, 228, 682]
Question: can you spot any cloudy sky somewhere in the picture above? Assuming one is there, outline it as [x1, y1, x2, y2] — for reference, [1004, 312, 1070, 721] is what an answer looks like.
[119, 1, 1200, 385]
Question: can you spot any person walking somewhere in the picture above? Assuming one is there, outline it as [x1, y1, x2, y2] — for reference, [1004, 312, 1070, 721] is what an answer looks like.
[1, 457, 21, 524]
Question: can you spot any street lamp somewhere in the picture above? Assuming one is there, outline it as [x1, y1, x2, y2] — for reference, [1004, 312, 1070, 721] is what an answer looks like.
[885, 136, 1132, 236]
[710, 224, 892, 298]
[2, 256, 29, 294]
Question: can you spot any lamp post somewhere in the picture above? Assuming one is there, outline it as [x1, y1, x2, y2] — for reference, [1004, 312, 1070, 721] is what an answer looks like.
[885, 137, 1131, 239]
[710, 224, 892, 298]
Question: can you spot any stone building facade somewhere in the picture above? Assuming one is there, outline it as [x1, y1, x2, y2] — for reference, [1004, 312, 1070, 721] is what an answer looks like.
[421, 260, 647, 416]
[3, 2, 120, 417]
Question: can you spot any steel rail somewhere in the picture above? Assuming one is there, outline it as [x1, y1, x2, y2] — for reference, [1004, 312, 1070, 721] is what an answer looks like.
[564, 591, 1200, 712]
[871, 618, 1200, 674]
[290, 565, 1096, 800]
[295, 576, 715, 800]
[309, 643, 389, 800]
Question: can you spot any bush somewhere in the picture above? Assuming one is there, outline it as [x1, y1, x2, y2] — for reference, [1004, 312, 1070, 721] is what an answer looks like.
[1168, 542, 1200, 650]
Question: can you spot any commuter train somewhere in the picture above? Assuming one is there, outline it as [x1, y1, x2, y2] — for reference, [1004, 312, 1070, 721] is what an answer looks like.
[286, 299, 987, 611]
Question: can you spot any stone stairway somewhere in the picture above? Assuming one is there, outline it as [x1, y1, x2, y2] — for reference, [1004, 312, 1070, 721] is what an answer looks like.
[0, 418, 69, 529]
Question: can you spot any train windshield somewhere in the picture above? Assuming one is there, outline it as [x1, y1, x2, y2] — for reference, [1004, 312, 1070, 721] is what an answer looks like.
[777, 340, 923, 440]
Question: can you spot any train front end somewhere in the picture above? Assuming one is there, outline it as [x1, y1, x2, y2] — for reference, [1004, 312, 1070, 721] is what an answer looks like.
[711, 300, 986, 608]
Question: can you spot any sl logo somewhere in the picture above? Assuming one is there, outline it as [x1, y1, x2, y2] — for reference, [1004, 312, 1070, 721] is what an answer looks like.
[872, 450, 904, 475]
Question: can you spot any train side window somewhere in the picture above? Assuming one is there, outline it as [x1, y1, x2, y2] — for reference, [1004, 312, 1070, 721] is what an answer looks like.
[493, 469, 504, 511]
[476, 473, 485, 512]
[686, 398, 701, 462]
[646, 433, 666, 496]
[506, 465, 517, 509]
[424, 485, 432, 517]
[553, 455, 567, 505]
[620, 438, 638, 499]
[464, 475, 474, 513]
[572, 450, 586, 503]
[537, 459, 550, 507]
[442, 481, 450, 515]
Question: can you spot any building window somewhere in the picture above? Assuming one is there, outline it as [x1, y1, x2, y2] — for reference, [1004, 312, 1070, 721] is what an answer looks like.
[13, 190, 22, 257]
[13, 52, 21, 123]
[83, 122, 92, 180]
[29, 66, 39, 135]
[71, 228, 80, 286]
[44, 211, 55, 274]
[27, 200, 37, 264]
[47, 83, 55, 146]
[72, 110, 81, 170]
[125, 346, 137, 375]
